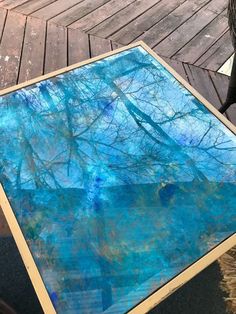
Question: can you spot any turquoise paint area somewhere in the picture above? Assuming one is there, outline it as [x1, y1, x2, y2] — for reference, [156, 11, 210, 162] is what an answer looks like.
[0, 46, 235, 313]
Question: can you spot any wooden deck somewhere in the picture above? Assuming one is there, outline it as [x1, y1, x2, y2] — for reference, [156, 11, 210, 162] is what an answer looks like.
[0, 0, 234, 72]
[0, 1, 234, 73]
[0, 0, 234, 123]
[0, 1, 236, 312]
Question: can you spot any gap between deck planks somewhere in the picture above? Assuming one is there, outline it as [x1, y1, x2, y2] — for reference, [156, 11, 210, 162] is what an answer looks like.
[0, 1, 235, 248]
[0, 0, 233, 73]
[0, 3, 235, 124]
[0, 10, 26, 89]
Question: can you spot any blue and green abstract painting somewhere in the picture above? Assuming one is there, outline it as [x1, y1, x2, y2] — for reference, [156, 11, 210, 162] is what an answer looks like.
[0, 46, 235, 313]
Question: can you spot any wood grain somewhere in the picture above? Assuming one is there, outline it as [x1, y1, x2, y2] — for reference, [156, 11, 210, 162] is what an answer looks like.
[136, 0, 210, 47]
[173, 11, 229, 64]
[31, 0, 84, 21]
[69, 0, 135, 31]
[68, 28, 90, 65]
[18, 16, 46, 83]
[155, 0, 227, 57]
[89, 0, 160, 38]
[14, 0, 58, 15]
[44, 22, 67, 73]
[184, 63, 222, 109]
[0, 11, 26, 89]
[90, 35, 111, 57]
[110, 0, 186, 45]
[50, 0, 111, 27]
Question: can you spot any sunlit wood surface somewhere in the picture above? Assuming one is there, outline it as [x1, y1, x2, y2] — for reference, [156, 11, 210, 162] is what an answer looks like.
[0, 0, 233, 73]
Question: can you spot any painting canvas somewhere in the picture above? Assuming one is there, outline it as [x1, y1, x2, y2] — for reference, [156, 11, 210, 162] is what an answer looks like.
[0, 43, 235, 314]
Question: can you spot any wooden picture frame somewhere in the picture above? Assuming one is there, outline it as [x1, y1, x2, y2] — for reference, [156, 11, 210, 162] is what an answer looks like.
[0, 41, 235, 314]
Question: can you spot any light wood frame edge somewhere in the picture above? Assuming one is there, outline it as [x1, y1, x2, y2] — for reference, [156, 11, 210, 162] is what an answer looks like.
[128, 235, 236, 313]
[0, 185, 56, 314]
[0, 41, 235, 314]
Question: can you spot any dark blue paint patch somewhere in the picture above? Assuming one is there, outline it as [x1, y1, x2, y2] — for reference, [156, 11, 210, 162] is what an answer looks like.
[159, 183, 179, 207]
[50, 291, 58, 307]
[0, 46, 235, 314]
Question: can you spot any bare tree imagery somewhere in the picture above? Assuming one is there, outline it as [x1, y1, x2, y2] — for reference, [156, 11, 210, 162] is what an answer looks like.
[0, 47, 235, 313]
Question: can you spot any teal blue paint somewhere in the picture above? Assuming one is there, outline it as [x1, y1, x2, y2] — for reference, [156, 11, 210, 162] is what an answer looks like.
[0, 47, 235, 313]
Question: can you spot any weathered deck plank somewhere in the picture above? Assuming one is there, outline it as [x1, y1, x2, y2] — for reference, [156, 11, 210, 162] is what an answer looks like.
[0, 8, 7, 40]
[0, 11, 26, 89]
[89, 0, 160, 39]
[0, 0, 234, 123]
[69, 0, 135, 31]
[109, 0, 186, 45]
[0, 0, 232, 73]
[173, 12, 228, 64]
[0, 0, 29, 10]
[14, 0, 58, 15]
[89, 35, 112, 57]
[161, 56, 188, 81]
[136, 0, 210, 48]
[208, 70, 235, 122]
[195, 30, 234, 70]
[50, 0, 111, 26]
[209, 70, 229, 105]
[184, 63, 222, 109]
[18, 17, 46, 83]
[68, 28, 90, 65]
[227, 104, 236, 125]
[155, 0, 227, 57]
[44, 22, 67, 73]
[31, 0, 84, 21]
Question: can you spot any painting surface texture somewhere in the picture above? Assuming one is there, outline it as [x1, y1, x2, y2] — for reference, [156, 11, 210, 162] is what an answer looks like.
[0, 47, 235, 313]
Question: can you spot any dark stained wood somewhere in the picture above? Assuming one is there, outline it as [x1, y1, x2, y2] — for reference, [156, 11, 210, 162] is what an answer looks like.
[136, 0, 210, 47]
[0, 0, 234, 124]
[162, 56, 188, 81]
[31, 0, 84, 21]
[208, 70, 233, 121]
[109, 0, 186, 45]
[0, 0, 232, 73]
[163, 58, 233, 120]
[89, 0, 160, 38]
[69, 0, 135, 31]
[111, 41, 123, 50]
[209, 71, 236, 124]
[227, 104, 236, 125]
[50, 0, 111, 27]
[195, 30, 234, 70]
[68, 28, 90, 65]
[18, 16, 46, 83]
[209, 70, 229, 105]
[155, 0, 228, 58]
[163, 57, 236, 121]
[184, 63, 222, 109]
[14, 0, 58, 15]
[44, 22, 67, 73]
[199, 36, 234, 71]
[89, 35, 111, 58]
[173, 11, 228, 64]
[0, 11, 26, 89]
